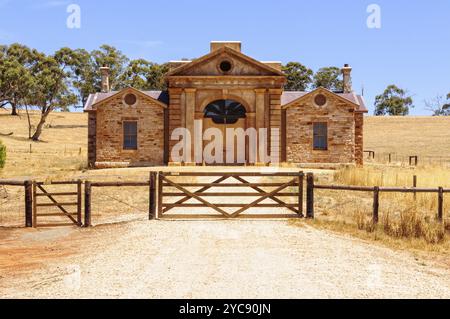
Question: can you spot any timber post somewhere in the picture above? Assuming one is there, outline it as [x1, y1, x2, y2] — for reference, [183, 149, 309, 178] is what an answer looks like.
[373, 186, 380, 224]
[306, 173, 314, 219]
[438, 187, 444, 223]
[84, 181, 92, 227]
[298, 171, 304, 216]
[149, 172, 157, 220]
[24, 180, 33, 228]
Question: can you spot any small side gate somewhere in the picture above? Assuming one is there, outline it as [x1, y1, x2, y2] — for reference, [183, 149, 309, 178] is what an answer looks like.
[157, 172, 304, 219]
[33, 181, 82, 227]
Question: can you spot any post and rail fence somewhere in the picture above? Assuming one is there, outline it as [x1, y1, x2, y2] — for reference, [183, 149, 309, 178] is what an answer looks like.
[0, 171, 448, 228]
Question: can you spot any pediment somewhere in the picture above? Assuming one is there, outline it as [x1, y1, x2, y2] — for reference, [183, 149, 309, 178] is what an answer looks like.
[282, 87, 361, 110]
[166, 47, 284, 77]
[91, 87, 168, 110]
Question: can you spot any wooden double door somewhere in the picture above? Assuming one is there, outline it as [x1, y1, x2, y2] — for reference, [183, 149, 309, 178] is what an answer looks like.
[202, 118, 247, 165]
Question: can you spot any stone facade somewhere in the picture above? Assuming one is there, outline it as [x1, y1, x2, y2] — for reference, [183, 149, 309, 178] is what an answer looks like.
[84, 41, 368, 168]
[284, 89, 358, 164]
[88, 89, 166, 168]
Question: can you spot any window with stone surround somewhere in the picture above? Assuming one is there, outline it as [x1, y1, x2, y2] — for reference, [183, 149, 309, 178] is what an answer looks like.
[313, 122, 328, 151]
[123, 121, 138, 150]
[204, 100, 246, 124]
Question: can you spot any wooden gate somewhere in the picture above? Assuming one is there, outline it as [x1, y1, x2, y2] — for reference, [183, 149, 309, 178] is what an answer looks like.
[33, 181, 82, 227]
[157, 172, 304, 219]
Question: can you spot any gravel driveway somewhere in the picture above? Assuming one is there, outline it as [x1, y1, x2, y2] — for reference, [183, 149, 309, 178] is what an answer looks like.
[1, 220, 450, 299]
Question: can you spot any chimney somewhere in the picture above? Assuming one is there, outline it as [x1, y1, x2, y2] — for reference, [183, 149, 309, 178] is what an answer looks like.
[100, 66, 110, 93]
[210, 41, 242, 52]
[342, 64, 353, 93]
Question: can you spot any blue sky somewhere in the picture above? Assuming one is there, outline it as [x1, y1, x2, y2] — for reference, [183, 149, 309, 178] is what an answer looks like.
[0, 0, 449, 115]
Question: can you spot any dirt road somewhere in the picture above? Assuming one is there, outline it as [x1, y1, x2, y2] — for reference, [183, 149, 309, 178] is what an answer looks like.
[1, 220, 450, 299]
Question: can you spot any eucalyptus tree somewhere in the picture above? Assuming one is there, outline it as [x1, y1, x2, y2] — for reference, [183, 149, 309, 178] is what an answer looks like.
[374, 85, 414, 116]
[25, 48, 78, 141]
[282, 62, 313, 91]
[0, 44, 36, 115]
[312, 67, 343, 92]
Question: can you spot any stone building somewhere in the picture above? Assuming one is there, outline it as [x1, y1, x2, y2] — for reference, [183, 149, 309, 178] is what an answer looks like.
[84, 41, 367, 168]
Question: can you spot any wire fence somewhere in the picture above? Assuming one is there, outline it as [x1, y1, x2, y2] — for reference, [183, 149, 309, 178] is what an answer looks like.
[364, 151, 450, 167]
[0, 184, 25, 228]
[90, 185, 150, 226]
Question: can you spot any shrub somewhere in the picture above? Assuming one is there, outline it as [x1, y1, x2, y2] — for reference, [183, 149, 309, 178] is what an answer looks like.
[0, 140, 5, 169]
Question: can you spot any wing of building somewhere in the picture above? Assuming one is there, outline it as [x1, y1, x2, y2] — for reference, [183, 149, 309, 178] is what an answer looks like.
[84, 41, 368, 168]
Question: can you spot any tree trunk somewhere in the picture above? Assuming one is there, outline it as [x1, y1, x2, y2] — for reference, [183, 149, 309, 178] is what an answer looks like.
[31, 110, 50, 141]
[10, 103, 18, 116]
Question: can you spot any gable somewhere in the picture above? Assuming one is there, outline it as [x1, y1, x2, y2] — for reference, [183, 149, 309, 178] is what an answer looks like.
[166, 47, 285, 77]
[87, 87, 168, 111]
[282, 87, 367, 112]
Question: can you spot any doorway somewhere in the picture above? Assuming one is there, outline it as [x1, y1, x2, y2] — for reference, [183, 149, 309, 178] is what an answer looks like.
[203, 99, 247, 165]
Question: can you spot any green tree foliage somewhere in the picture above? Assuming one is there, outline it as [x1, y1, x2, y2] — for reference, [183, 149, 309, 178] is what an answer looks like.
[282, 62, 313, 91]
[91, 45, 129, 91]
[119, 59, 169, 91]
[0, 44, 37, 115]
[26, 48, 78, 141]
[313, 67, 343, 91]
[374, 85, 414, 116]
[0, 140, 5, 169]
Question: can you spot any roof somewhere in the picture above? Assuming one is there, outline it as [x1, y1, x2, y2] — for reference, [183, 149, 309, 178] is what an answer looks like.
[84, 90, 169, 111]
[84, 88, 367, 113]
[281, 90, 368, 112]
[165, 46, 285, 77]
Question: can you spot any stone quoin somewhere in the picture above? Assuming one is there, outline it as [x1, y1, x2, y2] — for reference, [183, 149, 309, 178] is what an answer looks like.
[83, 41, 368, 168]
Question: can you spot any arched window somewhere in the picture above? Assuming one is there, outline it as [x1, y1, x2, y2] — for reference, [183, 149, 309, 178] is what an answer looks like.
[204, 100, 247, 124]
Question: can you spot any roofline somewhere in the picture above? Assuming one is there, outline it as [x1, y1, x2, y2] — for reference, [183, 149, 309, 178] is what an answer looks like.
[165, 46, 285, 77]
[281, 87, 361, 110]
[90, 87, 168, 110]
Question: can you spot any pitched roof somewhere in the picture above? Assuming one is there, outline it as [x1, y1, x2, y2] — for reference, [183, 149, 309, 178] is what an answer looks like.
[84, 90, 169, 111]
[165, 46, 285, 77]
[281, 89, 368, 113]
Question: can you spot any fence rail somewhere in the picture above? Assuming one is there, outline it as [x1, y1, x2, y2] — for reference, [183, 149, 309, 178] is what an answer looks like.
[0, 172, 448, 228]
[310, 179, 448, 223]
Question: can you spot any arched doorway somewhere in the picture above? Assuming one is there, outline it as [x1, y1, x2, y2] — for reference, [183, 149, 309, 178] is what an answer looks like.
[203, 99, 247, 165]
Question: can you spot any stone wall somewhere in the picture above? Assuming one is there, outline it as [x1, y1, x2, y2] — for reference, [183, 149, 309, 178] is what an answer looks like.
[94, 94, 165, 167]
[285, 92, 356, 164]
[355, 112, 364, 165]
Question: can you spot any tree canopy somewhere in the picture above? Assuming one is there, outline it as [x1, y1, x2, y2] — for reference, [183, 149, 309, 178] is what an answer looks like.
[0, 44, 37, 115]
[374, 85, 414, 116]
[282, 62, 313, 91]
[312, 67, 343, 91]
[0, 43, 171, 140]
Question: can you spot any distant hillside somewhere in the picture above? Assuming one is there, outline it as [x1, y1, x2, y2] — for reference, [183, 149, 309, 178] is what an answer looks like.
[365, 116, 450, 159]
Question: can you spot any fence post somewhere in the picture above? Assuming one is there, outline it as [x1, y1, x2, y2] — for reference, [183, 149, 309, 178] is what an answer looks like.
[77, 180, 82, 227]
[157, 172, 163, 219]
[84, 181, 92, 227]
[24, 180, 33, 228]
[149, 172, 157, 220]
[413, 175, 417, 201]
[373, 187, 380, 224]
[32, 182, 37, 227]
[298, 172, 304, 216]
[306, 173, 314, 219]
[438, 187, 444, 223]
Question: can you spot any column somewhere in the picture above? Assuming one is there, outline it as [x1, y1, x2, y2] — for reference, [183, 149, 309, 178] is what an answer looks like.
[184, 88, 197, 164]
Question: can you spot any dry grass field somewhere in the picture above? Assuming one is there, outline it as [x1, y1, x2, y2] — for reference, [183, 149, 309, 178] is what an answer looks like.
[1, 109, 450, 298]
[364, 116, 450, 164]
[1, 110, 450, 178]
[0, 109, 449, 253]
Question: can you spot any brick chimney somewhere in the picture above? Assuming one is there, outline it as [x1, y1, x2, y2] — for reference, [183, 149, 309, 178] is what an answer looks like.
[342, 64, 353, 93]
[100, 66, 110, 93]
[210, 41, 242, 52]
